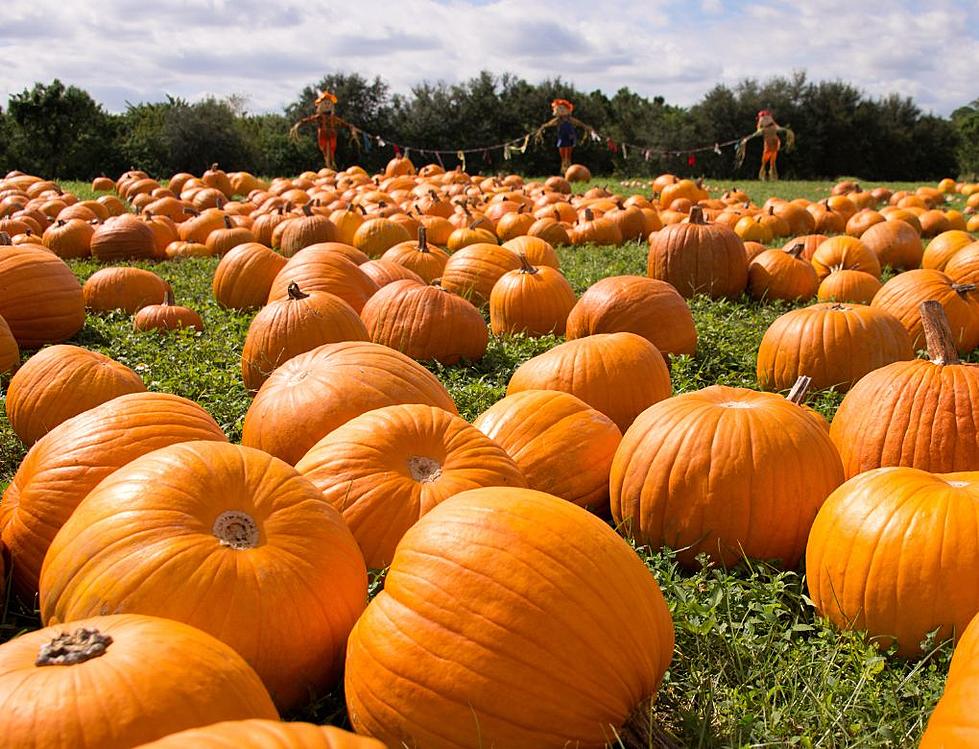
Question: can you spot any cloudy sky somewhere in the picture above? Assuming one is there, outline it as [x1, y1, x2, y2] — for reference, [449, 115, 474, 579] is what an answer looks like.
[2, 0, 977, 116]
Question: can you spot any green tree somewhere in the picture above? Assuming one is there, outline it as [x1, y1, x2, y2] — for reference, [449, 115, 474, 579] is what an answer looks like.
[952, 101, 979, 178]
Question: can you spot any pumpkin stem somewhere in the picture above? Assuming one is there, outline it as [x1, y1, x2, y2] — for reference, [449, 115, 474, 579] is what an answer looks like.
[57, 219, 66, 227]
[210, 163, 219, 171]
[952, 283, 977, 297]
[407, 456, 442, 483]
[517, 252, 539, 274]
[287, 282, 310, 300]
[583, 208, 595, 222]
[223, 215, 234, 229]
[786, 375, 812, 405]
[301, 203, 313, 216]
[0, 232, 11, 245]
[920, 300, 960, 365]
[183, 207, 199, 216]
[213, 510, 260, 550]
[36, 628, 113, 667]
[688, 205, 706, 225]
[468, 219, 481, 231]
[417, 226, 429, 253]
[786, 243, 805, 259]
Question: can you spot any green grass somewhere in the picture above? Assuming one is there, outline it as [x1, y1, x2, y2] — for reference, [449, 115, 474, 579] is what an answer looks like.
[1, 177, 967, 747]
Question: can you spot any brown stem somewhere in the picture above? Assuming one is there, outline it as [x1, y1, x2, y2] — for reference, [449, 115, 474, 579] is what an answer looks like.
[162, 289, 175, 306]
[786, 375, 812, 405]
[688, 205, 706, 224]
[302, 203, 313, 216]
[0, 232, 11, 245]
[36, 628, 113, 667]
[583, 208, 595, 222]
[786, 243, 805, 260]
[417, 226, 429, 252]
[517, 253, 538, 274]
[952, 283, 977, 297]
[920, 300, 960, 365]
[210, 163, 219, 171]
[287, 282, 309, 300]
[223, 215, 234, 229]
[468, 219, 481, 231]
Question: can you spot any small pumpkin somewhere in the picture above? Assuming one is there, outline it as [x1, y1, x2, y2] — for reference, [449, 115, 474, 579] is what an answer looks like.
[278, 203, 338, 257]
[439, 242, 522, 305]
[380, 226, 449, 283]
[816, 269, 882, 304]
[859, 219, 923, 270]
[747, 243, 819, 301]
[133, 290, 204, 332]
[489, 254, 576, 337]
[811, 236, 881, 280]
[83, 267, 172, 314]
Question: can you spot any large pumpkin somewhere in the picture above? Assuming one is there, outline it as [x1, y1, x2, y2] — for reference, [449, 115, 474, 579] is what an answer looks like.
[508, 332, 671, 432]
[646, 205, 748, 299]
[565, 275, 696, 356]
[920, 612, 979, 746]
[361, 279, 488, 365]
[816, 269, 882, 304]
[0, 391, 227, 598]
[0, 244, 85, 347]
[345, 487, 674, 748]
[242, 282, 368, 392]
[267, 246, 378, 312]
[610, 385, 844, 567]
[439, 242, 522, 305]
[134, 720, 385, 749]
[39, 441, 368, 711]
[295, 403, 525, 568]
[90, 214, 157, 261]
[830, 301, 979, 477]
[859, 219, 923, 270]
[811, 236, 882, 280]
[756, 303, 914, 392]
[871, 268, 979, 354]
[278, 205, 338, 257]
[242, 341, 457, 464]
[921, 230, 976, 270]
[473, 389, 621, 511]
[807, 467, 979, 657]
[5, 344, 146, 446]
[747, 243, 819, 301]
[489, 254, 576, 337]
[0, 613, 277, 749]
[83, 267, 172, 314]
[212, 242, 287, 310]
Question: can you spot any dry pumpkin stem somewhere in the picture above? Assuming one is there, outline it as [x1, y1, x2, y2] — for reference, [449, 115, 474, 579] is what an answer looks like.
[517, 253, 539, 275]
[920, 300, 960, 365]
[786, 243, 805, 259]
[287, 281, 310, 300]
[407, 455, 442, 483]
[785, 374, 813, 405]
[688, 205, 706, 224]
[212, 510, 260, 550]
[35, 628, 113, 667]
[417, 226, 429, 252]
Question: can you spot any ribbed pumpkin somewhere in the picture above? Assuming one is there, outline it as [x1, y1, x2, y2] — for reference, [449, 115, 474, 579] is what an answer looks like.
[164, 240, 211, 259]
[345, 487, 674, 749]
[212, 242, 288, 310]
[359, 258, 425, 287]
[830, 301, 979, 478]
[439, 242, 522, 305]
[646, 206, 748, 299]
[361, 279, 488, 364]
[489, 254, 576, 337]
[811, 236, 882, 280]
[134, 721, 385, 749]
[920, 612, 979, 746]
[871, 268, 979, 353]
[380, 227, 449, 283]
[133, 290, 204, 332]
[859, 218, 923, 270]
[42, 217, 94, 258]
[816, 269, 882, 304]
[268, 247, 377, 312]
[446, 222, 498, 252]
[5, 344, 146, 446]
[747, 243, 819, 301]
[0, 244, 85, 347]
[278, 204, 338, 257]
[242, 341, 457, 464]
[807, 467, 979, 657]
[610, 385, 844, 567]
[756, 303, 914, 392]
[508, 332, 671, 432]
[0, 614, 278, 749]
[83, 267, 172, 314]
[502, 235, 560, 268]
[943, 242, 979, 285]
[352, 217, 412, 258]
[295, 404, 525, 568]
[242, 283, 368, 392]
[473, 389, 621, 511]
[90, 214, 156, 261]
[0, 313, 19, 378]
[205, 215, 257, 256]
[39, 441, 368, 711]
[0, 392, 226, 597]
[565, 275, 696, 357]
[923, 230, 976, 270]
[785, 234, 829, 261]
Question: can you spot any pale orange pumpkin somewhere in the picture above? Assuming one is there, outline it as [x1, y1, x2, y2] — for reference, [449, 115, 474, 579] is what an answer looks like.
[489, 254, 576, 337]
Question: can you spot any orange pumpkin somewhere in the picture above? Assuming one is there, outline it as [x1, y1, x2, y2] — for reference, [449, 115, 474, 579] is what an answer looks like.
[359, 258, 425, 287]
[90, 214, 156, 261]
[921, 229, 973, 270]
[242, 341, 457, 464]
[489, 254, 576, 337]
[501, 235, 560, 268]
[361, 279, 488, 364]
[0, 313, 19, 378]
[646, 206, 747, 299]
[212, 242, 288, 310]
[380, 227, 449, 283]
[807, 467, 979, 657]
[0, 614, 278, 749]
[811, 236, 881, 280]
[747, 244, 819, 301]
[133, 290, 204, 332]
[352, 217, 412, 258]
[267, 247, 378, 312]
[39, 441, 368, 711]
[205, 215, 257, 256]
[0, 391, 227, 598]
[0, 244, 85, 347]
[610, 385, 844, 567]
[278, 205, 338, 257]
[242, 282, 368, 392]
[816, 269, 882, 304]
[345, 487, 674, 748]
[439, 242, 522, 305]
[920, 612, 979, 746]
[943, 241, 979, 285]
[295, 403, 525, 567]
[859, 219, 923, 270]
[830, 301, 979, 477]
[5, 344, 146, 446]
[42, 217, 94, 258]
[473, 389, 621, 511]
[134, 720, 385, 749]
[756, 303, 913, 392]
[508, 332, 671, 432]
[83, 267, 172, 314]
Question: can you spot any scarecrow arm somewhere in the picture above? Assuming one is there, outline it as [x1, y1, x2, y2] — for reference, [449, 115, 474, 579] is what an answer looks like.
[533, 116, 560, 144]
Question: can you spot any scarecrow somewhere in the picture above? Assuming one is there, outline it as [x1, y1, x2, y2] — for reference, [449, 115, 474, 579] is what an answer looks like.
[737, 109, 796, 181]
[289, 90, 358, 170]
[534, 99, 596, 173]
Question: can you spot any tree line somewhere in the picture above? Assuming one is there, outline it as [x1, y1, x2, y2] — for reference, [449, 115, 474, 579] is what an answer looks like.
[1, 72, 975, 182]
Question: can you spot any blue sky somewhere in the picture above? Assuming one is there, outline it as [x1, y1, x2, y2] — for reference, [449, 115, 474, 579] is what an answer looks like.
[2, 0, 977, 116]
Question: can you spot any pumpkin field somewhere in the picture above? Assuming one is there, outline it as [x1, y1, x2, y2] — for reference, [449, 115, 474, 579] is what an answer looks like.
[2, 164, 979, 748]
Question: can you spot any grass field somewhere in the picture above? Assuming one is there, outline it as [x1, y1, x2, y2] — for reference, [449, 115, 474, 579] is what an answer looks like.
[1, 178, 969, 747]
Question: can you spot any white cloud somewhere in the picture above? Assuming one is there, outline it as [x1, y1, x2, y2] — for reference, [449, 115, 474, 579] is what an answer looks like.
[1, 0, 975, 116]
